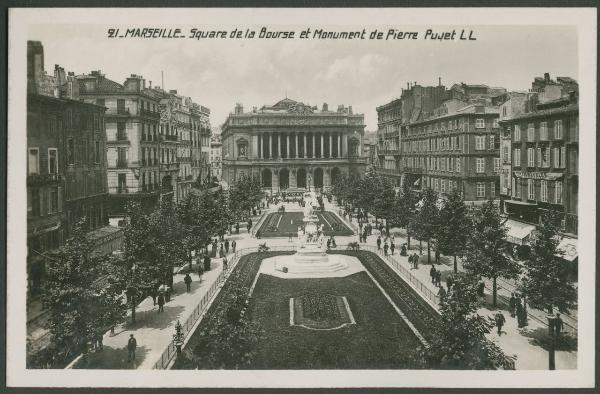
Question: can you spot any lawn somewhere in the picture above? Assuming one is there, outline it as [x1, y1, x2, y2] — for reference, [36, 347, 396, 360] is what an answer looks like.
[257, 211, 353, 238]
[247, 271, 421, 369]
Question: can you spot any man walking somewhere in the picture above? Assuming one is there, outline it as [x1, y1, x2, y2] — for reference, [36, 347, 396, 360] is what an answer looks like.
[554, 313, 564, 337]
[231, 240, 236, 253]
[377, 236, 382, 250]
[509, 293, 517, 317]
[223, 256, 228, 272]
[127, 334, 137, 362]
[383, 242, 389, 256]
[225, 239, 230, 254]
[157, 292, 165, 313]
[184, 273, 192, 292]
[390, 241, 395, 256]
[430, 265, 436, 284]
[495, 311, 506, 335]
[413, 253, 419, 269]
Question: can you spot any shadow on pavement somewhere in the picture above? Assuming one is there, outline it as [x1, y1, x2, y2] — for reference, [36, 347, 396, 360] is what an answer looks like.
[73, 345, 149, 369]
[125, 305, 186, 330]
[520, 326, 578, 352]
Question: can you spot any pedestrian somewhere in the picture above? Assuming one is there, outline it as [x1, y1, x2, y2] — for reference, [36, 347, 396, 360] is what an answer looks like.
[408, 254, 414, 269]
[197, 265, 204, 282]
[203, 254, 211, 271]
[232, 240, 236, 253]
[390, 242, 395, 255]
[127, 334, 137, 362]
[235, 223, 240, 234]
[225, 240, 230, 254]
[184, 273, 192, 292]
[495, 311, 506, 335]
[413, 253, 419, 269]
[223, 256, 228, 272]
[157, 291, 165, 313]
[151, 283, 158, 306]
[436, 270, 443, 287]
[554, 313, 564, 337]
[327, 238, 331, 249]
[390, 234, 395, 245]
[377, 236, 382, 250]
[252, 208, 257, 216]
[438, 285, 446, 301]
[446, 275, 454, 291]
[430, 265, 436, 284]
[400, 244, 407, 256]
[509, 293, 517, 317]
[383, 243, 389, 256]
[219, 245, 224, 258]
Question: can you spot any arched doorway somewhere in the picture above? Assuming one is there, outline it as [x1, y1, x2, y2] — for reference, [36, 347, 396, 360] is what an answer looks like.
[279, 168, 289, 190]
[314, 168, 324, 189]
[331, 167, 341, 186]
[261, 169, 272, 188]
[297, 168, 307, 188]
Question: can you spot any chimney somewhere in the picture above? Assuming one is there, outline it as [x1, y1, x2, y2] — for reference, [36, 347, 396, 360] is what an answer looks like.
[149, 80, 152, 88]
[407, 82, 410, 90]
[348, 105, 353, 114]
[438, 77, 441, 86]
[544, 72, 550, 82]
[235, 103, 244, 114]
[322, 102, 328, 112]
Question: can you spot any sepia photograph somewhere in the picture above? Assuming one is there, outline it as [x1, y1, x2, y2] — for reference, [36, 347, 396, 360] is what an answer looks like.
[6, 6, 596, 389]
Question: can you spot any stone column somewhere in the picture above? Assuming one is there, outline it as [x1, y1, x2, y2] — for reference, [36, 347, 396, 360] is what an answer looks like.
[286, 133, 290, 159]
[324, 168, 331, 189]
[320, 133, 324, 158]
[338, 133, 342, 158]
[268, 133, 272, 158]
[290, 169, 297, 188]
[343, 134, 348, 158]
[303, 133, 307, 157]
[329, 133, 333, 158]
[312, 133, 316, 158]
[257, 135, 261, 159]
[295, 134, 299, 159]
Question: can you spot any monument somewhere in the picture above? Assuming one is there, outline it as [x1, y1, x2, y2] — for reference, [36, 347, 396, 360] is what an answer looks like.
[273, 192, 349, 274]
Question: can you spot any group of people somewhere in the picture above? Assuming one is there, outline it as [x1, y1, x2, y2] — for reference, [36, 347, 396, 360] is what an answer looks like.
[408, 252, 420, 269]
[326, 235, 337, 249]
[211, 238, 237, 258]
[429, 265, 443, 287]
[508, 293, 530, 329]
[376, 234, 396, 256]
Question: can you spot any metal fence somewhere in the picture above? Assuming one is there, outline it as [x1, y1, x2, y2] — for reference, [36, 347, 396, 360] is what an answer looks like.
[344, 244, 440, 308]
[153, 245, 297, 369]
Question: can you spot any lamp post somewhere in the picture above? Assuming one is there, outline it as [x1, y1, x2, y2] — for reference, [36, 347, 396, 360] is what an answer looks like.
[546, 314, 557, 370]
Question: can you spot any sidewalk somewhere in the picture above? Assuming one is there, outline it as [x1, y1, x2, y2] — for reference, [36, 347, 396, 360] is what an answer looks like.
[329, 198, 577, 370]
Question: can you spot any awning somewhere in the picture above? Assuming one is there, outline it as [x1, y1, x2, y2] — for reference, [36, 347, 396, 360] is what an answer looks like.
[504, 219, 536, 245]
[557, 236, 578, 262]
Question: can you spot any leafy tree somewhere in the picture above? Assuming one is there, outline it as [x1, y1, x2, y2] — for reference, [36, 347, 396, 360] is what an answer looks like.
[121, 202, 163, 323]
[411, 187, 439, 264]
[42, 220, 124, 363]
[413, 274, 516, 370]
[437, 190, 471, 273]
[391, 178, 419, 248]
[229, 175, 262, 221]
[371, 176, 397, 233]
[521, 210, 577, 314]
[177, 193, 211, 270]
[463, 199, 520, 307]
[150, 199, 187, 288]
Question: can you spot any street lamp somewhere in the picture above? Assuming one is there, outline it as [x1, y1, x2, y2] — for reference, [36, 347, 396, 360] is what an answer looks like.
[546, 314, 557, 370]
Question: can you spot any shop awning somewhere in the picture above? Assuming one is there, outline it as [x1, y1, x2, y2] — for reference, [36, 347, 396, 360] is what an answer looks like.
[557, 236, 578, 262]
[504, 219, 536, 245]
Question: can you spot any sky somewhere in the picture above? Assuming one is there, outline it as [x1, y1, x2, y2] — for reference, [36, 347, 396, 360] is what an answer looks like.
[28, 24, 578, 131]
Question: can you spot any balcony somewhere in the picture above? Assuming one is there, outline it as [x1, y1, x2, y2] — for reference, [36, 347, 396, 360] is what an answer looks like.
[116, 159, 128, 168]
[161, 134, 178, 142]
[177, 156, 192, 163]
[140, 108, 160, 119]
[116, 133, 128, 142]
[27, 173, 62, 186]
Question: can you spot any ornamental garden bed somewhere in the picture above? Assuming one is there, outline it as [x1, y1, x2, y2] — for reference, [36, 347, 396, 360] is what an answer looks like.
[257, 211, 353, 238]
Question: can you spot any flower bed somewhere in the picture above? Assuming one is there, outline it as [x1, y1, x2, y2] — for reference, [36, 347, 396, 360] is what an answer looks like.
[257, 211, 353, 238]
[333, 251, 440, 340]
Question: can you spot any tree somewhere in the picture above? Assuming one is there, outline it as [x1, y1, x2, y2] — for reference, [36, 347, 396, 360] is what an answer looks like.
[150, 199, 187, 287]
[229, 176, 262, 221]
[437, 190, 471, 273]
[121, 202, 163, 323]
[520, 210, 577, 314]
[391, 178, 418, 248]
[42, 219, 104, 363]
[463, 199, 520, 307]
[413, 274, 515, 370]
[411, 187, 439, 264]
[371, 177, 397, 233]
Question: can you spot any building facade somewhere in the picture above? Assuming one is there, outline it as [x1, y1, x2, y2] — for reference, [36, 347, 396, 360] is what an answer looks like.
[77, 71, 163, 219]
[27, 41, 117, 294]
[499, 76, 578, 256]
[375, 99, 402, 185]
[401, 103, 501, 202]
[210, 133, 223, 181]
[221, 98, 367, 191]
